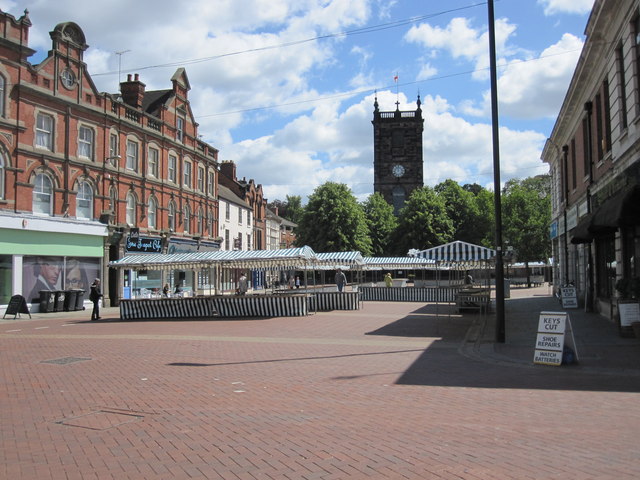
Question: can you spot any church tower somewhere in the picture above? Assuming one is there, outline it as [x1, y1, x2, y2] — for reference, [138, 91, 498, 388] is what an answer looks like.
[372, 95, 424, 214]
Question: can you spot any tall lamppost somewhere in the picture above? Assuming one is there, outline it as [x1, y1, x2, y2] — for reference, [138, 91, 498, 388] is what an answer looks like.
[488, 0, 505, 342]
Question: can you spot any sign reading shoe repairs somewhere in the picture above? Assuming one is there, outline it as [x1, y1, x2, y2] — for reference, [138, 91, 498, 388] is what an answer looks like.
[533, 311, 578, 366]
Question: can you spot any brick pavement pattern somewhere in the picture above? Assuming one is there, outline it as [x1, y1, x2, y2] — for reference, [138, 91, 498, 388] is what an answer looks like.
[2, 287, 640, 479]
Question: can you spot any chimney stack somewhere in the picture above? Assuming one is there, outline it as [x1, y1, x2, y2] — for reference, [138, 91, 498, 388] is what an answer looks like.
[120, 73, 146, 109]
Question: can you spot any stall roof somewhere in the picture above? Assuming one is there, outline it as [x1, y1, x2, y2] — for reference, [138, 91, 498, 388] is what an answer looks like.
[315, 251, 364, 267]
[416, 240, 496, 263]
[109, 246, 319, 271]
[362, 256, 436, 270]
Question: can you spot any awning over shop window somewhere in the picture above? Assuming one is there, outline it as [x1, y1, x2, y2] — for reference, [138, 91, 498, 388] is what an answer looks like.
[570, 213, 594, 244]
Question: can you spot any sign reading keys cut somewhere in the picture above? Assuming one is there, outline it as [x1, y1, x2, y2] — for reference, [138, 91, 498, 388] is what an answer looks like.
[533, 311, 578, 366]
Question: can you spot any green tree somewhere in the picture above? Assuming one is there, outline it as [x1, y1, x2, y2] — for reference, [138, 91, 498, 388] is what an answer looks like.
[362, 192, 397, 256]
[434, 179, 484, 245]
[391, 186, 454, 255]
[502, 175, 551, 285]
[295, 182, 372, 255]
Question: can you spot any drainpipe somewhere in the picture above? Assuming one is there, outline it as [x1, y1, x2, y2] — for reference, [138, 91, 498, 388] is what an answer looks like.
[562, 145, 569, 285]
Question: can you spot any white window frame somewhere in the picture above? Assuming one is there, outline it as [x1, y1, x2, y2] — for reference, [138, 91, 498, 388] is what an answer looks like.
[148, 147, 159, 178]
[168, 201, 176, 231]
[183, 160, 192, 188]
[148, 196, 157, 229]
[76, 181, 93, 219]
[208, 171, 214, 196]
[33, 173, 53, 215]
[78, 126, 94, 160]
[183, 204, 191, 233]
[168, 154, 177, 183]
[176, 116, 184, 142]
[197, 207, 204, 234]
[36, 113, 54, 150]
[125, 192, 136, 226]
[0, 155, 5, 200]
[126, 140, 138, 172]
[225, 202, 230, 221]
[109, 132, 119, 159]
[0, 75, 5, 118]
[197, 166, 205, 192]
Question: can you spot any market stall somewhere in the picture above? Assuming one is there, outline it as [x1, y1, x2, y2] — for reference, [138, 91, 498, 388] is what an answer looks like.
[416, 240, 496, 313]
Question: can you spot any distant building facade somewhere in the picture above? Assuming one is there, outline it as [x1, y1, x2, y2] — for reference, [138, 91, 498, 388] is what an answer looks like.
[542, 0, 640, 320]
[0, 11, 221, 310]
[372, 95, 424, 214]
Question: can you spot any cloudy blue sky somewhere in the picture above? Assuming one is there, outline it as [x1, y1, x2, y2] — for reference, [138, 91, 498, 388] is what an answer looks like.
[1, 0, 594, 202]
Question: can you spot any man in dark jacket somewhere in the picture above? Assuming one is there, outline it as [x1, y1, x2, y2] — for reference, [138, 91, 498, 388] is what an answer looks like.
[89, 278, 102, 320]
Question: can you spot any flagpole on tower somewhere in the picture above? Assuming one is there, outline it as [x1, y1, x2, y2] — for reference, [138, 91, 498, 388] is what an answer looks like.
[394, 72, 399, 109]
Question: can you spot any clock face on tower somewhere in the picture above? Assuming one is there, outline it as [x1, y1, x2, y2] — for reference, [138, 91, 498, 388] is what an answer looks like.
[60, 69, 75, 89]
[392, 164, 405, 177]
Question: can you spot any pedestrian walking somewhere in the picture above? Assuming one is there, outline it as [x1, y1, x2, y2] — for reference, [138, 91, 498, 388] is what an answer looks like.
[335, 268, 347, 292]
[89, 278, 102, 320]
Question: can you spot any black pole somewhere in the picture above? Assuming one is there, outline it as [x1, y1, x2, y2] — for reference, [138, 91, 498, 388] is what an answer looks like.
[488, 0, 505, 342]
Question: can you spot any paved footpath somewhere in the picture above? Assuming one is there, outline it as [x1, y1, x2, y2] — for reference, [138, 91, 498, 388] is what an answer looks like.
[2, 291, 640, 479]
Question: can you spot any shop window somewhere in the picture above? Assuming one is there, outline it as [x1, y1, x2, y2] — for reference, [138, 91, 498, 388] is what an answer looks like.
[33, 173, 53, 215]
[595, 234, 616, 298]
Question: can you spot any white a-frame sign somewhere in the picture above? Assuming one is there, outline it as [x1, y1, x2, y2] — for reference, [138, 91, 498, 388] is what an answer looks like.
[533, 311, 579, 366]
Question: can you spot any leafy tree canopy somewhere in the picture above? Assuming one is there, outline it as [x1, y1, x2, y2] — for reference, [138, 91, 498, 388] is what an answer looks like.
[295, 182, 372, 255]
[362, 192, 397, 256]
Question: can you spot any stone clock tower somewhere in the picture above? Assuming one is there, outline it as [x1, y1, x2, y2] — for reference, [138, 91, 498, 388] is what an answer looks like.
[372, 95, 424, 214]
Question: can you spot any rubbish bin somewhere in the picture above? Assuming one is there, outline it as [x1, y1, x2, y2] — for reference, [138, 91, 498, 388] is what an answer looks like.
[64, 290, 77, 311]
[74, 289, 85, 310]
[39, 290, 56, 313]
[53, 290, 66, 312]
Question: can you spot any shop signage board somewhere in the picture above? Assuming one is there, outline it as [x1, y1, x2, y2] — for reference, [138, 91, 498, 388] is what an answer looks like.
[560, 286, 578, 309]
[533, 311, 578, 366]
[3, 295, 31, 319]
[618, 301, 640, 327]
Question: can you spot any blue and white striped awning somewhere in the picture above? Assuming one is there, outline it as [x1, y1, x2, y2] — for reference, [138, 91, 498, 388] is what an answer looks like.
[109, 246, 319, 271]
[416, 240, 496, 263]
[362, 256, 436, 270]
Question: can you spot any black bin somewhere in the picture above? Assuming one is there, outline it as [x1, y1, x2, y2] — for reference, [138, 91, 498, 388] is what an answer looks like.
[53, 291, 66, 312]
[74, 289, 85, 310]
[64, 290, 77, 311]
[39, 290, 56, 313]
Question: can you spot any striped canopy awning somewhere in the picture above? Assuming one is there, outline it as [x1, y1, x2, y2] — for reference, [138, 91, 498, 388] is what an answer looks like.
[109, 246, 319, 271]
[416, 240, 496, 263]
[362, 256, 436, 270]
[314, 251, 364, 268]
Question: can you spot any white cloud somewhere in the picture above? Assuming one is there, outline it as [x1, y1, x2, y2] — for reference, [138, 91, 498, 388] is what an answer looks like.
[538, 0, 595, 16]
[404, 17, 517, 81]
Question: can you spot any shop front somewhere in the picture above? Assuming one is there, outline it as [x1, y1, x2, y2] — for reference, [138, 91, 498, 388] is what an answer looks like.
[0, 213, 107, 314]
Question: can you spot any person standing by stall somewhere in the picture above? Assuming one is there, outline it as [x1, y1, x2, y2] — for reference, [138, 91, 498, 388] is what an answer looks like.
[238, 273, 248, 295]
[335, 268, 347, 292]
[89, 278, 102, 321]
[384, 272, 393, 287]
[162, 283, 170, 297]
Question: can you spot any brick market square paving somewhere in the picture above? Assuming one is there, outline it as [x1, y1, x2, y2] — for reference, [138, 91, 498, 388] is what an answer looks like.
[2, 298, 640, 479]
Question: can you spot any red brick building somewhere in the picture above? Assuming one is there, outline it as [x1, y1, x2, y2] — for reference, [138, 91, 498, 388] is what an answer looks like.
[0, 11, 221, 309]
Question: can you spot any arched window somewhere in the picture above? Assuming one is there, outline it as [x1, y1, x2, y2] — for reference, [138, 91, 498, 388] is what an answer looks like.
[0, 154, 5, 200]
[168, 201, 176, 231]
[183, 204, 191, 233]
[76, 181, 93, 219]
[207, 210, 213, 235]
[33, 173, 53, 215]
[125, 192, 136, 226]
[392, 186, 406, 215]
[0, 75, 5, 117]
[197, 207, 204, 234]
[148, 196, 157, 229]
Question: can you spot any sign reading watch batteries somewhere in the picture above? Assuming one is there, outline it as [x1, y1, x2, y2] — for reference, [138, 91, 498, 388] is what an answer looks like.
[533, 311, 579, 366]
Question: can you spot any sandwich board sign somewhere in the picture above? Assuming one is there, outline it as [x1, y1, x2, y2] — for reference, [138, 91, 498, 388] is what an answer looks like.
[560, 286, 578, 309]
[533, 311, 579, 366]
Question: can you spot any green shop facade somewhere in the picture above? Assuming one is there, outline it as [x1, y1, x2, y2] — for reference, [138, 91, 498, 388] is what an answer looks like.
[0, 212, 107, 314]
